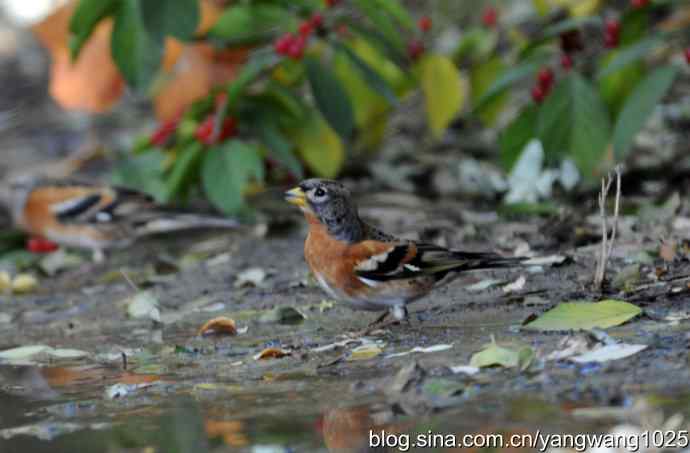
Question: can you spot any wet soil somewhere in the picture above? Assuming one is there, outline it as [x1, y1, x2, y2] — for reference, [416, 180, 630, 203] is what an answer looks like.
[1, 195, 690, 452]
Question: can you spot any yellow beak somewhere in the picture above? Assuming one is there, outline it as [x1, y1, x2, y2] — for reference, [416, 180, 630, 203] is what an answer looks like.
[285, 187, 306, 207]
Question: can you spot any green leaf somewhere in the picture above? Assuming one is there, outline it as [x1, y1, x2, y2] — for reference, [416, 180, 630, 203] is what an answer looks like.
[536, 73, 611, 180]
[140, 0, 199, 40]
[335, 42, 397, 105]
[255, 120, 304, 178]
[289, 111, 344, 178]
[202, 141, 264, 215]
[347, 21, 408, 69]
[420, 54, 466, 138]
[305, 57, 355, 141]
[455, 27, 498, 62]
[207, 4, 290, 45]
[165, 142, 204, 201]
[370, 0, 414, 29]
[541, 16, 601, 40]
[111, 0, 164, 91]
[524, 300, 642, 331]
[597, 37, 662, 79]
[470, 57, 508, 126]
[111, 150, 168, 201]
[226, 49, 279, 108]
[499, 105, 539, 170]
[613, 66, 676, 160]
[69, 0, 118, 60]
[470, 341, 535, 370]
[352, 0, 403, 51]
[598, 51, 644, 117]
[473, 60, 544, 113]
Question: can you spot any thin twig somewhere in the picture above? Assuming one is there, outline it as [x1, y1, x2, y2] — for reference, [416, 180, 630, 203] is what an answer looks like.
[120, 269, 140, 292]
[593, 166, 622, 290]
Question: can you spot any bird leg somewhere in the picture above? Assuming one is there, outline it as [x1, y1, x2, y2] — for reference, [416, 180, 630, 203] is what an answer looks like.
[350, 306, 409, 337]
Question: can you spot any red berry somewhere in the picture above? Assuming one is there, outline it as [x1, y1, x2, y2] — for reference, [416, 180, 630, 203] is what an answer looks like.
[560, 53, 573, 70]
[310, 13, 324, 28]
[195, 116, 215, 145]
[604, 19, 620, 48]
[27, 237, 59, 254]
[685, 48, 690, 65]
[537, 67, 554, 90]
[482, 7, 498, 28]
[325, 0, 340, 7]
[407, 40, 425, 60]
[605, 19, 620, 35]
[274, 33, 293, 55]
[418, 16, 432, 32]
[299, 21, 313, 36]
[287, 35, 307, 59]
[217, 117, 238, 142]
[631, 0, 649, 8]
[531, 85, 545, 103]
[604, 33, 619, 48]
[149, 118, 178, 147]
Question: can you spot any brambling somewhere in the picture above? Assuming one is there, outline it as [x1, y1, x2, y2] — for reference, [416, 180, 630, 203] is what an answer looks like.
[0, 176, 239, 261]
[285, 179, 525, 324]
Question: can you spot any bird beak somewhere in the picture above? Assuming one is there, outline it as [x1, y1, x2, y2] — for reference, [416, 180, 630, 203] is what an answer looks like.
[285, 187, 307, 207]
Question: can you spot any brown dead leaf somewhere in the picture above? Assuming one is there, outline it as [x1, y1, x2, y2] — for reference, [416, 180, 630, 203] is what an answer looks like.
[198, 316, 237, 336]
[32, 2, 124, 113]
[253, 347, 291, 360]
[32, 0, 239, 116]
[154, 44, 249, 121]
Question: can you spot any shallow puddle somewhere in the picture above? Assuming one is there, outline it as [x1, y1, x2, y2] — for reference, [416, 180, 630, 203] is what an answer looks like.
[2, 361, 690, 452]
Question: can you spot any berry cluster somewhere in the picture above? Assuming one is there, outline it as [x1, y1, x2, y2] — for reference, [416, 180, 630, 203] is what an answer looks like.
[150, 118, 179, 147]
[631, 0, 649, 8]
[195, 116, 238, 146]
[604, 19, 620, 49]
[406, 15, 432, 60]
[27, 237, 59, 254]
[532, 67, 554, 104]
[274, 13, 324, 60]
[685, 48, 690, 65]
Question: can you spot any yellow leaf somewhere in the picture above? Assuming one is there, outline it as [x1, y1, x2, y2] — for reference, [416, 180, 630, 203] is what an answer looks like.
[420, 54, 466, 138]
[290, 112, 344, 178]
[542, 0, 602, 17]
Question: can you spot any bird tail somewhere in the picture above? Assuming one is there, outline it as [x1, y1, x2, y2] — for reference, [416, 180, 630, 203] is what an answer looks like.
[133, 212, 239, 236]
[422, 251, 527, 275]
[452, 251, 528, 269]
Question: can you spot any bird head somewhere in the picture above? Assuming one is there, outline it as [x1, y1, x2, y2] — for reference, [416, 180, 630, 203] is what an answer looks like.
[285, 179, 362, 242]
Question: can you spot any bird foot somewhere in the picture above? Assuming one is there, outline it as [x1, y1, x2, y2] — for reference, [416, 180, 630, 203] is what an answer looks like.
[348, 307, 410, 338]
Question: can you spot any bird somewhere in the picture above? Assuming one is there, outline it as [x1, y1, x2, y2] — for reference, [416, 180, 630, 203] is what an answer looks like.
[285, 178, 525, 327]
[0, 175, 239, 261]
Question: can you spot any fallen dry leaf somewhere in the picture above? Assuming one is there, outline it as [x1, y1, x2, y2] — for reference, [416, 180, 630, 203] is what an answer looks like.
[198, 317, 238, 336]
[253, 347, 290, 360]
[32, 2, 123, 113]
[12, 274, 38, 294]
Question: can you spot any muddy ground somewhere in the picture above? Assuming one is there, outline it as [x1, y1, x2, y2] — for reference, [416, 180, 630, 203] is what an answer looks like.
[2, 189, 690, 452]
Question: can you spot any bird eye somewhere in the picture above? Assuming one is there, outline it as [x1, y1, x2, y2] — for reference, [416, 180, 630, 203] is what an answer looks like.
[314, 188, 326, 198]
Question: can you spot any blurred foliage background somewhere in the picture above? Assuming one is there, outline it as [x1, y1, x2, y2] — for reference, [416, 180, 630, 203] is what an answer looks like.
[1, 0, 689, 218]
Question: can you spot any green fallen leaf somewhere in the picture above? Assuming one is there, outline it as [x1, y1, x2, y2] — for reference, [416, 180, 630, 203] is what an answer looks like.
[524, 300, 641, 331]
[470, 340, 534, 370]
